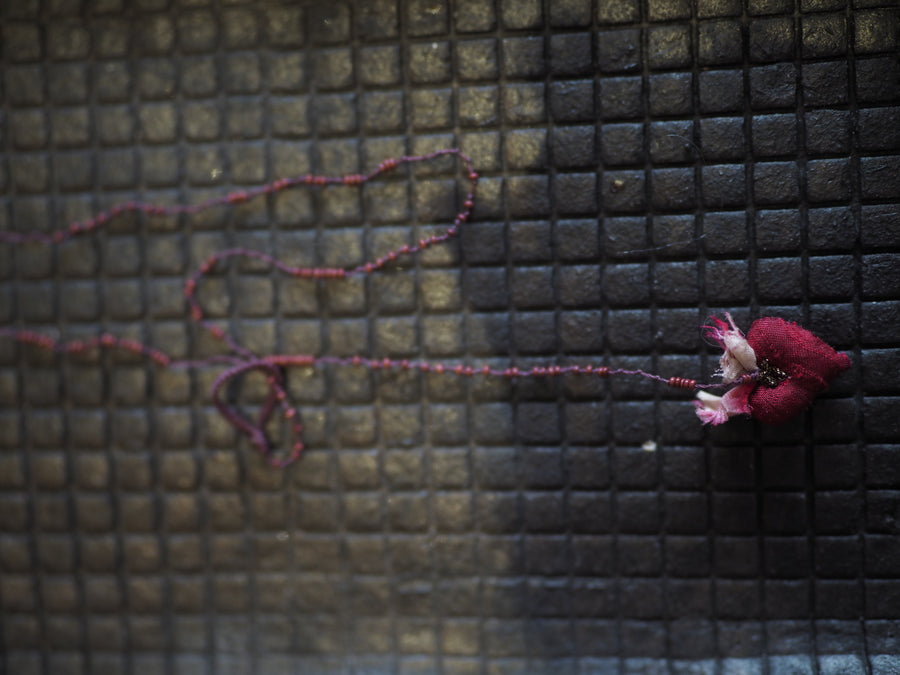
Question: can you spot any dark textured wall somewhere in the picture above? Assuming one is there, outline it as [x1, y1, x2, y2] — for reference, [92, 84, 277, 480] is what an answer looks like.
[1, 0, 899, 673]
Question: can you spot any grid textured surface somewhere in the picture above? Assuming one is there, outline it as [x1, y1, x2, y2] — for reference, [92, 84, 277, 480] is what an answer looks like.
[1, 0, 900, 673]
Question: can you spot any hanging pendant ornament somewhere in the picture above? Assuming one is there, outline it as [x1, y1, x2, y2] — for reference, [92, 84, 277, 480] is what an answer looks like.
[695, 313, 852, 426]
[0, 150, 853, 466]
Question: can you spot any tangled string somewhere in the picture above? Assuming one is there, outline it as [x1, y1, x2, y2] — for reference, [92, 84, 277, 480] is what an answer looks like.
[1, 149, 716, 467]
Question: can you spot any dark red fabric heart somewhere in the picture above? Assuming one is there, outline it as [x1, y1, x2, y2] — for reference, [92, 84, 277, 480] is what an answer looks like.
[745, 317, 852, 425]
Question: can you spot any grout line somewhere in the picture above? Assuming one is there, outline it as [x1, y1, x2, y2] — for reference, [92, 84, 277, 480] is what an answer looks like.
[1, 2, 49, 671]
[690, 6, 723, 674]
[737, 5, 771, 674]
[793, 1, 822, 671]
[541, 3, 579, 673]
[845, 6, 873, 673]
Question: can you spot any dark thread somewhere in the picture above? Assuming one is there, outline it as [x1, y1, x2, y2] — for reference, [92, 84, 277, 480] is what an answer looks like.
[0, 149, 719, 467]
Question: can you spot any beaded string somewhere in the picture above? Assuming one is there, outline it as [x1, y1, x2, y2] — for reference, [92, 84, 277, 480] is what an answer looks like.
[0, 149, 729, 467]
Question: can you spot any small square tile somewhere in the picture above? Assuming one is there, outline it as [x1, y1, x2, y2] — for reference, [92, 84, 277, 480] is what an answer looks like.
[699, 19, 744, 65]
[749, 17, 795, 62]
[854, 9, 899, 54]
[649, 73, 693, 116]
[802, 13, 848, 57]
[750, 64, 797, 108]
[648, 24, 692, 69]
[699, 70, 744, 113]
[752, 114, 797, 157]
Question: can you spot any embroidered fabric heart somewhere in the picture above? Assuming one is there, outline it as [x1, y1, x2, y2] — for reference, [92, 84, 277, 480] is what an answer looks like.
[745, 317, 852, 425]
[696, 315, 852, 426]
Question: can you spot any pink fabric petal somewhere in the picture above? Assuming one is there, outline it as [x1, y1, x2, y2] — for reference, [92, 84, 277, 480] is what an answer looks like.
[720, 382, 754, 416]
[695, 383, 755, 426]
[704, 313, 758, 384]
[746, 317, 852, 425]
[703, 315, 731, 347]
[749, 379, 814, 426]
[695, 401, 729, 425]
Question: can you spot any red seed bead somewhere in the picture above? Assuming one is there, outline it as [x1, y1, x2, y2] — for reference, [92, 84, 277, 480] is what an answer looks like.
[151, 351, 170, 366]
[228, 191, 249, 204]
[595, 367, 610, 378]
[668, 376, 697, 389]
[119, 339, 142, 352]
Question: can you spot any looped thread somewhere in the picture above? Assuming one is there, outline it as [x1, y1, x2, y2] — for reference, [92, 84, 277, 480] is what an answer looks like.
[0, 149, 727, 466]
